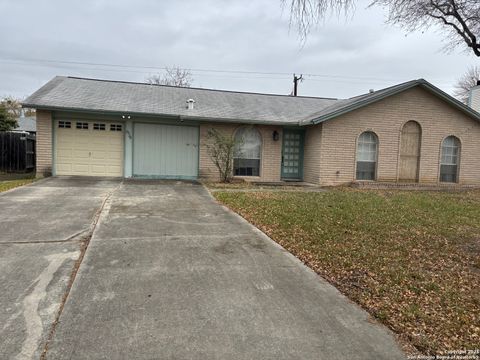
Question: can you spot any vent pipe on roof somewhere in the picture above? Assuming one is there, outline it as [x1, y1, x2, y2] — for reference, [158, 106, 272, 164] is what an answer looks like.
[186, 99, 195, 110]
[369, 89, 375, 94]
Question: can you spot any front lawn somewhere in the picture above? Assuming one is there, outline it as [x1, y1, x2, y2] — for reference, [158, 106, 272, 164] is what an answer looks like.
[0, 178, 35, 192]
[213, 188, 480, 355]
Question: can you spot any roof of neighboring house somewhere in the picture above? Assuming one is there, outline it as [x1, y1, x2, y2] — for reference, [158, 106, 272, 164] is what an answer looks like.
[15, 116, 36, 132]
[300, 79, 480, 125]
[22, 76, 339, 125]
[23, 76, 480, 126]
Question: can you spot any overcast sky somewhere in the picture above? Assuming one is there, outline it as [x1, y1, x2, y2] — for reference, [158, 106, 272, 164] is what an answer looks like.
[0, 0, 477, 100]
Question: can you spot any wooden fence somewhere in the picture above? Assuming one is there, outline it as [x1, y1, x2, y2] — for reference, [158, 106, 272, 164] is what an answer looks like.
[0, 132, 36, 173]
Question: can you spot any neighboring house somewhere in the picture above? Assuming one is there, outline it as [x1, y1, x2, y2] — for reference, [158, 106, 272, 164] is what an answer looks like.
[23, 76, 480, 185]
[14, 116, 36, 135]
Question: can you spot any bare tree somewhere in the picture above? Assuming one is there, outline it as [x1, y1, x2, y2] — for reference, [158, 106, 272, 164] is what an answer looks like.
[284, 0, 480, 56]
[453, 65, 480, 103]
[146, 66, 193, 87]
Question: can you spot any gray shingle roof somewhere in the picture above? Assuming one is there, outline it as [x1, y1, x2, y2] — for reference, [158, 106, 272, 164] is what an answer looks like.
[23, 76, 339, 125]
[23, 76, 480, 126]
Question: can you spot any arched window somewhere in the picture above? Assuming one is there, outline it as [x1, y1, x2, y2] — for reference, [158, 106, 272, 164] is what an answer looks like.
[356, 131, 378, 180]
[234, 127, 262, 176]
[440, 136, 461, 183]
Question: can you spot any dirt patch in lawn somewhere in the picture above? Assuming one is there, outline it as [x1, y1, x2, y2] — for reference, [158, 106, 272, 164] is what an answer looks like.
[214, 188, 480, 355]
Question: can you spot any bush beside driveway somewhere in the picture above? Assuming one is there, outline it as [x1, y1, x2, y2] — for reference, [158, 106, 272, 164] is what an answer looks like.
[214, 188, 480, 355]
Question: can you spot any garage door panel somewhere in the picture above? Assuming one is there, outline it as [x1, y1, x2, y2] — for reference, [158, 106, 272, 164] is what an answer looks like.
[72, 164, 90, 173]
[56, 163, 73, 173]
[55, 121, 123, 177]
[72, 150, 90, 159]
[133, 123, 198, 178]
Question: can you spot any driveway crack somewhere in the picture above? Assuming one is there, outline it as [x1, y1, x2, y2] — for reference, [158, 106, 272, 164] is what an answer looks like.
[39, 181, 122, 360]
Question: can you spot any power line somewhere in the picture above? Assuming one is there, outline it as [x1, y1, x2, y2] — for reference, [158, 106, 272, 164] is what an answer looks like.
[0, 55, 432, 83]
[0, 56, 453, 89]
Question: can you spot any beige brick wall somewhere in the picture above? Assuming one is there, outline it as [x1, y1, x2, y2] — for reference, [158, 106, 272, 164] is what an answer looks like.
[316, 87, 480, 186]
[199, 123, 282, 182]
[36, 110, 53, 177]
[303, 124, 322, 183]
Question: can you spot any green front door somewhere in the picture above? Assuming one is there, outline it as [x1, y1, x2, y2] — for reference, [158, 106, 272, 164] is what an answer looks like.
[281, 129, 304, 180]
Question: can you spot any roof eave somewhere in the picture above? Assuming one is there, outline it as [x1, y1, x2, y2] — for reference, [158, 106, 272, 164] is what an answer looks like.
[21, 104, 300, 126]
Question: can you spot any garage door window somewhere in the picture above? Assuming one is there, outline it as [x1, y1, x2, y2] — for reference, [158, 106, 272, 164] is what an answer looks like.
[76, 122, 89, 130]
[93, 123, 106, 131]
[110, 124, 122, 131]
[58, 121, 71, 128]
[234, 127, 262, 176]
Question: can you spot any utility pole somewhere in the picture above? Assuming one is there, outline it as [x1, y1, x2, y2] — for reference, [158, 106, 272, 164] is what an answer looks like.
[293, 74, 303, 96]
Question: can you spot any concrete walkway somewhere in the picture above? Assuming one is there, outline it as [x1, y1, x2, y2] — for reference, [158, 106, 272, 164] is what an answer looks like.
[44, 180, 405, 360]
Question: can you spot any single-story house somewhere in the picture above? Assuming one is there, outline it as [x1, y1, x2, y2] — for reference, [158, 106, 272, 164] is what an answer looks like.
[23, 76, 480, 185]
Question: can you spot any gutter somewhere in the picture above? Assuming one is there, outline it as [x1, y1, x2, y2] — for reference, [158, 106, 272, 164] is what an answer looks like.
[20, 104, 302, 127]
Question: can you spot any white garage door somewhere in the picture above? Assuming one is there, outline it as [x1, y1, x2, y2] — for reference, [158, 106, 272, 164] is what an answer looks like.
[55, 120, 123, 176]
[133, 123, 199, 179]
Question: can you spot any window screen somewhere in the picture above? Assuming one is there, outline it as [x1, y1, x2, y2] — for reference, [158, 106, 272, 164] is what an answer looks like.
[233, 127, 262, 177]
[440, 136, 460, 183]
[356, 131, 378, 180]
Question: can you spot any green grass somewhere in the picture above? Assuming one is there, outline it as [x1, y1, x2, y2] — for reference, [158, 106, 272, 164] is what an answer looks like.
[0, 178, 35, 192]
[214, 188, 480, 355]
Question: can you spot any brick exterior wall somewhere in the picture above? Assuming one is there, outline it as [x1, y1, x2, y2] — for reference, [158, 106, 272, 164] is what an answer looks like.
[312, 87, 480, 186]
[35, 110, 53, 177]
[34, 86, 480, 185]
[303, 125, 322, 183]
[199, 123, 283, 182]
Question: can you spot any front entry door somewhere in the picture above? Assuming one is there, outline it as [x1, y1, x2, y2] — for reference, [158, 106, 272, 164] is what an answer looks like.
[281, 129, 304, 180]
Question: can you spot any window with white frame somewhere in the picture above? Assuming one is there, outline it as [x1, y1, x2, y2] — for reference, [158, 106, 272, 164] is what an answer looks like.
[440, 136, 460, 183]
[233, 127, 262, 176]
[58, 121, 71, 128]
[356, 131, 378, 180]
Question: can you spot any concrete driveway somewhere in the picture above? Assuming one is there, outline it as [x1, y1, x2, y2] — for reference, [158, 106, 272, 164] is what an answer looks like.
[0, 177, 121, 360]
[46, 179, 404, 360]
[2, 178, 405, 359]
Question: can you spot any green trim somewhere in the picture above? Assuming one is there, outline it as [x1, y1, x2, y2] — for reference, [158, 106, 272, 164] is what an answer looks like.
[132, 175, 198, 180]
[51, 113, 56, 176]
[197, 126, 201, 179]
[24, 105, 296, 127]
[281, 129, 305, 180]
